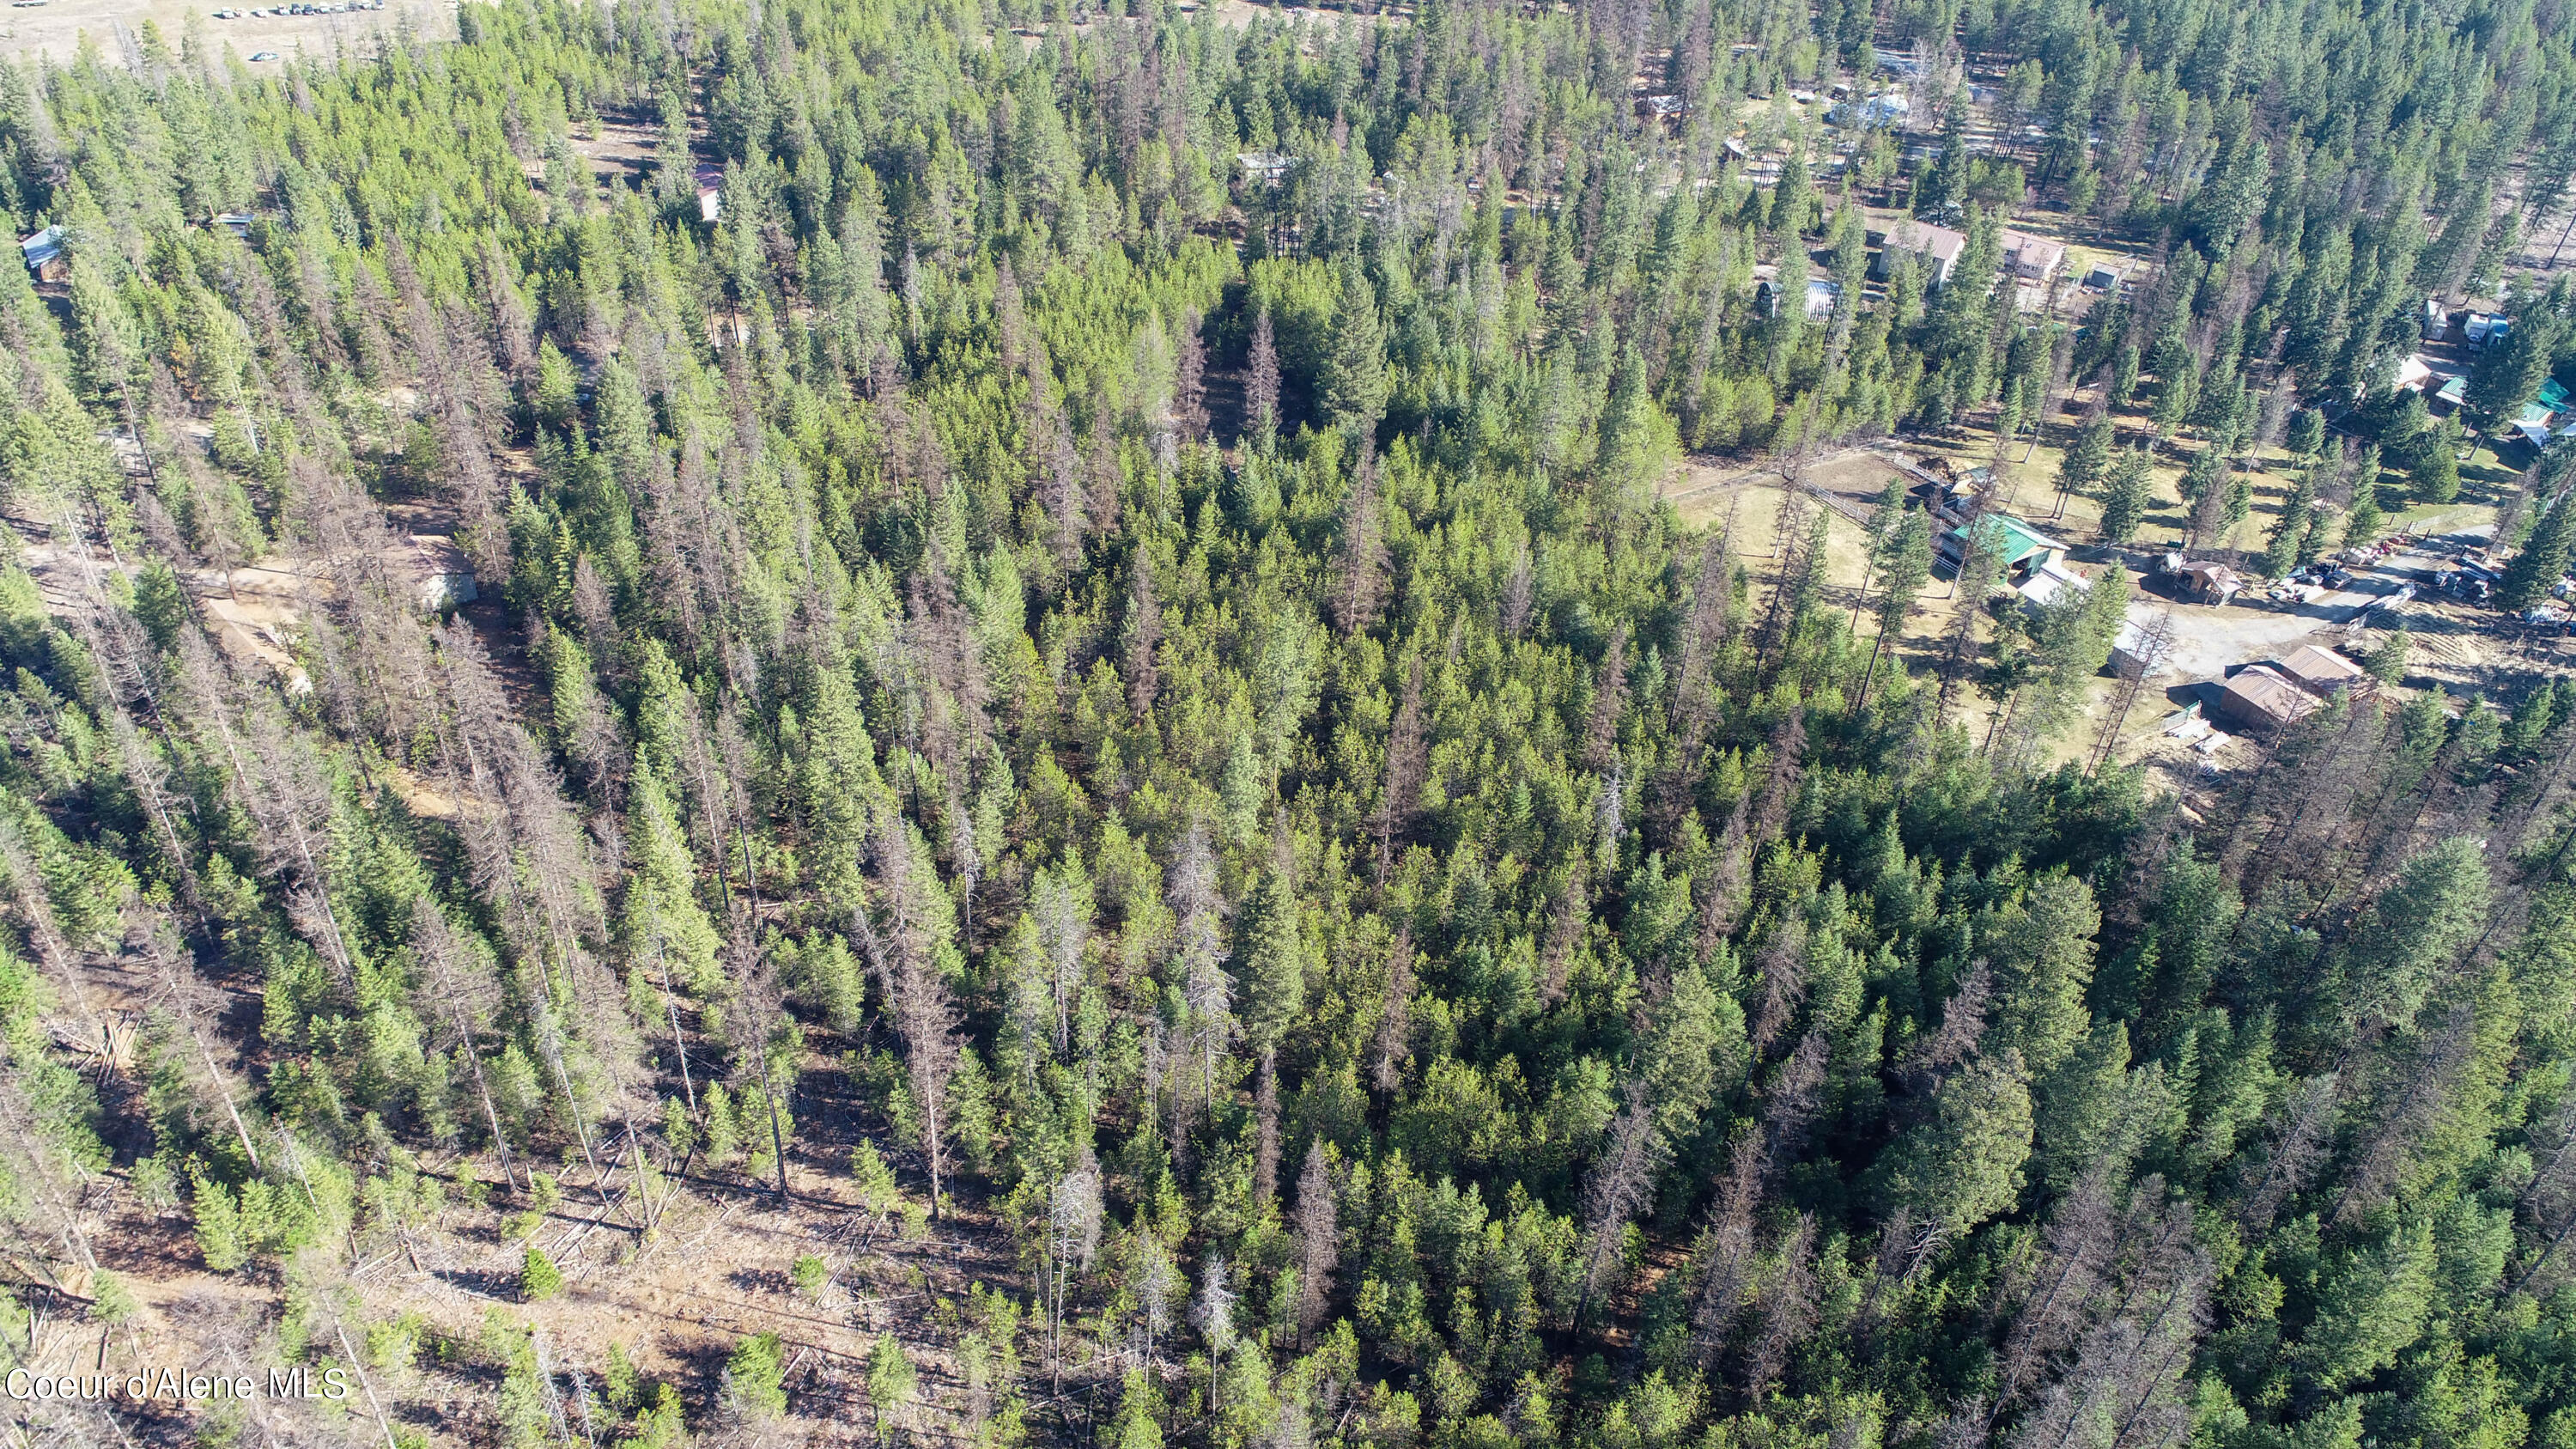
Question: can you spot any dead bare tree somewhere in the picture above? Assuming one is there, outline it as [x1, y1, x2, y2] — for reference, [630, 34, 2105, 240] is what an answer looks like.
[1743, 1215, 1819, 1402]
[1654, 533, 1737, 843]
[1583, 625, 1630, 775]
[1293, 1142, 1339, 1343]
[1747, 912, 1812, 1056]
[1331, 447, 1389, 636]
[1990, 1168, 2119, 1422]
[728, 941, 797, 1203]
[1123, 546, 1163, 721]
[1540, 864, 1587, 1006]
[1696, 805, 1751, 955]
[1042, 1149, 1104, 1388]
[410, 898, 523, 1191]
[1897, 963, 1994, 1099]
[1370, 928, 1416, 1095]
[170, 628, 361, 991]
[1169, 821, 1231, 1132]
[1373, 656, 1428, 886]
[133, 911, 264, 1176]
[1690, 1135, 1764, 1367]
[2233, 1074, 2339, 1235]
[1574, 1095, 1665, 1331]
[871, 814, 962, 1218]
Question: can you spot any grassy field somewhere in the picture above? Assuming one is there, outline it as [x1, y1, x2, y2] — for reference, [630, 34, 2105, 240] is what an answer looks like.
[0, 0, 451, 64]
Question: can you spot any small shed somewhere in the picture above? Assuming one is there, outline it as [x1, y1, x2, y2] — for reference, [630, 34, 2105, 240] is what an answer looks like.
[19, 225, 66, 283]
[2218, 665, 2320, 732]
[2081, 262, 2123, 291]
[2107, 618, 2168, 679]
[695, 163, 726, 223]
[2275, 644, 2366, 697]
[2176, 562, 2245, 605]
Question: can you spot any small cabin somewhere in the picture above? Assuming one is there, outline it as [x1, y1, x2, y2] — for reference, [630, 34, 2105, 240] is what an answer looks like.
[1236, 151, 1296, 187]
[18, 225, 66, 283]
[2106, 618, 2167, 679]
[2172, 561, 2245, 605]
[1636, 94, 1687, 137]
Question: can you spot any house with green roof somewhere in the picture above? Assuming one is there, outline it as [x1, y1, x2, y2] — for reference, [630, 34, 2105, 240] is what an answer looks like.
[2523, 376, 2575, 425]
[2507, 377, 2576, 447]
[1936, 513, 2067, 581]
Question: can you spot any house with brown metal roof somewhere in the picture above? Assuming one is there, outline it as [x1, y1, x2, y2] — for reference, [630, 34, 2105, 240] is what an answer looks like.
[2217, 665, 2322, 732]
[1872, 221, 1966, 287]
[2275, 644, 2367, 697]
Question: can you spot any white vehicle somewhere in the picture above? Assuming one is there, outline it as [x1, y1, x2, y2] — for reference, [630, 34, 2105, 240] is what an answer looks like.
[248, 49, 280, 59]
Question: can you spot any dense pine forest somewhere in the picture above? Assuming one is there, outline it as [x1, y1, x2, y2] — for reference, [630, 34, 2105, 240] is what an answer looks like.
[9, 0, 2576, 1444]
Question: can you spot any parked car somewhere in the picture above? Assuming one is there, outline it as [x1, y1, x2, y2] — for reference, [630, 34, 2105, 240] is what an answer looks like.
[248, 50, 280, 59]
[2323, 568, 2354, 588]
